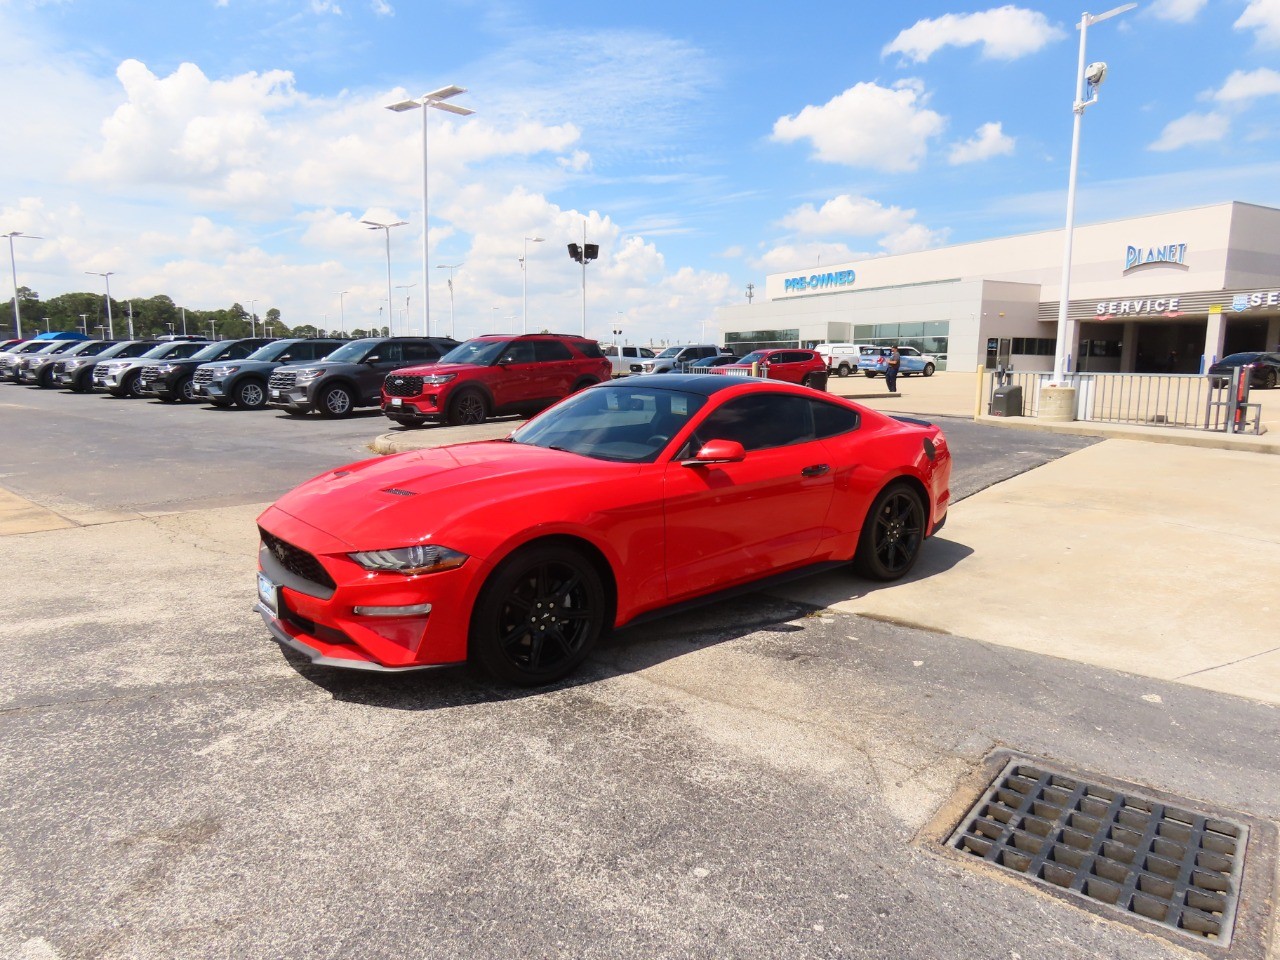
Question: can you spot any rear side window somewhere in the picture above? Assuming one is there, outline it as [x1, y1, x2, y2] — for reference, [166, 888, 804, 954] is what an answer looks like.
[811, 400, 860, 438]
[534, 340, 574, 362]
[575, 341, 605, 359]
[226, 343, 257, 360]
[403, 342, 442, 362]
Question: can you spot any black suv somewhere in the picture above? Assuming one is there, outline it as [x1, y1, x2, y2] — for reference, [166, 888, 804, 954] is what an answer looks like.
[267, 336, 458, 417]
[194, 338, 344, 409]
[138, 338, 277, 402]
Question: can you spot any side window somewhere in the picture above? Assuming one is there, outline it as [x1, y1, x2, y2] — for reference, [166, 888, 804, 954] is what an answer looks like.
[403, 342, 439, 363]
[375, 343, 403, 363]
[498, 341, 536, 364]
[640, 348, 655, 358]
[811, 399, 860, 439]
[307, 342, 335, 361]
[603, 345, 618, 357]
[689, 394, 816, 453]
[534, 340, 574, 362]
[227, 344, 254, 360]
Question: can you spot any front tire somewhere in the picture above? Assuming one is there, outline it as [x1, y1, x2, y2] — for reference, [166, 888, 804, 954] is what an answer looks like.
[317, 383, 355, 418]
[125, 372, 145, 398]
[863, 370, 877, 378]
[853, 483, 926, 582]
[234, 378, 268, 409]
[470, 544, 606, 685]
[176, 376, 197, 402]
[1263, 369, 1278, 389]
[836, 363, 851, 378]
[447, 389, 487, 426]
[923, 363, 935, 377]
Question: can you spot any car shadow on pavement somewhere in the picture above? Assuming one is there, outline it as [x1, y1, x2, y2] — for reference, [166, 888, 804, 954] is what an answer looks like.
[286, 542, 973, 711]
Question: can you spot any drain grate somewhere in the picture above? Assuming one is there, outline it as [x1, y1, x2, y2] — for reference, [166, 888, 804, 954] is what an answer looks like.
[950, 759, 1248, 946]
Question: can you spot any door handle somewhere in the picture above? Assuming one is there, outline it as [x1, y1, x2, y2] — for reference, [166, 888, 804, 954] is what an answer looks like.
[801, 464, 829, 477]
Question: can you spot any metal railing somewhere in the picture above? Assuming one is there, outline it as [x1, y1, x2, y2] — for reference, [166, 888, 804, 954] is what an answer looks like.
[984, 370, 1251, 431]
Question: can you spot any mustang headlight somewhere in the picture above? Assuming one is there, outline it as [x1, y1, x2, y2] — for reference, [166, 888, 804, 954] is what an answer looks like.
[349, 544, 468, 575]
[421, 373, 457, 385]
[293, 367, 324, 382]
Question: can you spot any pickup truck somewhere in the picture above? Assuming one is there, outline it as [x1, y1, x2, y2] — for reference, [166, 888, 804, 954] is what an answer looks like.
[600, 343, 655, 377]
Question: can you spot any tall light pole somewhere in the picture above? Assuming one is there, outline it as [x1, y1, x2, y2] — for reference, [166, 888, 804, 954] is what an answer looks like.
[79, 313, 90, 336]
[335, 290, 349, 337]
[6, 231, 41, 338]
[362, 218, 408, 336]
[396, 283, 416, 331]
[520, 236, 544, 334]
[567, 223, 598, 338]
[246, 299, 258, 338]
[1052, 3, 1135, 384]
[436, 263, 462, 339]
[86, 271, 115, 340]
[385, 85, 475, 337]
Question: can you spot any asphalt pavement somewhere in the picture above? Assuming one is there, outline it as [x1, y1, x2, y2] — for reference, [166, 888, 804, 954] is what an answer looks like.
[1, 377, 1278, 959]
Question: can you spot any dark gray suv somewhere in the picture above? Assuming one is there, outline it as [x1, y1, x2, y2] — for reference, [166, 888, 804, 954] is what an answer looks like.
[266, 336, 458, 417]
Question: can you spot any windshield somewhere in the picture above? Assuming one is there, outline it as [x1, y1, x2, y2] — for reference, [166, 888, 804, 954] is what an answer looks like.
[511, 384, 707, 463]
[736, 351, 770, 365]
[246, 340, 298, 362]
[440, 339, 509, 366]
[319, 339, 378, 363]
[16, 341, 52, 354]
[189, 342, 231, 362]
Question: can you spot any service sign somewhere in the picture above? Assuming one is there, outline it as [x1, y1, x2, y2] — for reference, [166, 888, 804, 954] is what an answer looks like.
[1123, 243, 1187, 273]
[1095, 297, 1181, 317]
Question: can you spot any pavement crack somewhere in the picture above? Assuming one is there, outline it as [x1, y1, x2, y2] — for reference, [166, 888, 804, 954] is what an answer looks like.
[1175, 643, 1280, 681]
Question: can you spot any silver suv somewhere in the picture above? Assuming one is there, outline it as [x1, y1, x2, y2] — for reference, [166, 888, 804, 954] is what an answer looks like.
[639, 344, 726, 375]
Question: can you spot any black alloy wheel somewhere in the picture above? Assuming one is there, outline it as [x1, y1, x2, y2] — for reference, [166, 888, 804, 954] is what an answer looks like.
[1263, 369, 1278, 389]
[234, 378, 268, 409]
[853, 483, 926, 581]
[471, 544, 606, 685]
[318, 383, 354, 418]
[447, 390, 487, 426]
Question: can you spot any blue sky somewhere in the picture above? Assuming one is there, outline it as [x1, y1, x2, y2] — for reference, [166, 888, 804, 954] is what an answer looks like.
[4, 0, 1279, 343]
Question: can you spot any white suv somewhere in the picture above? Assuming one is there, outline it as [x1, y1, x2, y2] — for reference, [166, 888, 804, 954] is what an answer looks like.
[639, 344, 725, 374]
[815, 343, 876, 378]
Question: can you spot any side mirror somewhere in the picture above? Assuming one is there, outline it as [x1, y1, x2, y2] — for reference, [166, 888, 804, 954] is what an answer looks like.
[682, 439, 745, 466]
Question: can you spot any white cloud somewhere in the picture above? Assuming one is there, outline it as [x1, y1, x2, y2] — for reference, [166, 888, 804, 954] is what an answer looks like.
[754, 243, 865, 274]
[883, 6, 1064, 63]
[1149, 0, 1208, 22]
[880, 223, 950, 254]
[778, 195, 917, 237]
[771, 81, 945, 172]
[1211, 67, 1280, 102]
[1235, 0, 1280, 45]
[1148, 111, 1230, 151]
[371, 0, 393, 15]
[948, 121, 1015, 164]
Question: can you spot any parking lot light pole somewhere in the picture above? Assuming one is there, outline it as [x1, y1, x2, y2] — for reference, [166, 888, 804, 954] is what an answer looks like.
[5, 231, 41, 338]
[246, 299, 258, 338]
[436, 264, 462, 339]
[567, 223, 599, 338]
[335, 290, 348, 337]
[385, 85, 475, 337]
[521, 237, 544, 334]
[396, 283, 416, 332]
[362, 218, 408, 336]
[86, 271, 115, 340]
[1052, 3, 1135, 385]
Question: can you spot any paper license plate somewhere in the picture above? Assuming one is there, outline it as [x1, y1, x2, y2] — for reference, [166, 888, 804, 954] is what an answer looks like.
[270, 389, 280, 399]
[257, 572, 279, 616]
[391, 397, 402, 407]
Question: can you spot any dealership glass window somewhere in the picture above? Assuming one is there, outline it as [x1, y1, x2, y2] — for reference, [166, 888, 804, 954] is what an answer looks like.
[1011, 337, 1056, 356]
[725, 328, 799, 355]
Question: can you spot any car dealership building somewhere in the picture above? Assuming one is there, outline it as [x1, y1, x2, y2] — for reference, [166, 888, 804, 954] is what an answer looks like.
[716, 201, 1280, 375]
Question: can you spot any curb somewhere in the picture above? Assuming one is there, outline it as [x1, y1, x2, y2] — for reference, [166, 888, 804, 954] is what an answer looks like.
[973, 414, 1280, 454]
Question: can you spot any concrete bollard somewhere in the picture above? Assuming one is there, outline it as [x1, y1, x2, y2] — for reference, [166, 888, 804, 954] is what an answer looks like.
[1039, 385, 1077, 422]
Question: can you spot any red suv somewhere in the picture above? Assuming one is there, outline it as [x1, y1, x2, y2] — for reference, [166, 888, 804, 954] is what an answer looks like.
[725, 349, 829, 390]
[382, 333, 612, 427]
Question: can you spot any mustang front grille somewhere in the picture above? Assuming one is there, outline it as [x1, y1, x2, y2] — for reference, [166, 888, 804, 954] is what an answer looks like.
[259, 528, 337, 591]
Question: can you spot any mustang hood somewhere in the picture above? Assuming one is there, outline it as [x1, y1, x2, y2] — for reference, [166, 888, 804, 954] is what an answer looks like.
[270, 441, 640, 549]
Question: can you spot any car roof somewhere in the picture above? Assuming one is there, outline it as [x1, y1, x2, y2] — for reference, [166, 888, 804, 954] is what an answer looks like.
[607, 373, 804, 397]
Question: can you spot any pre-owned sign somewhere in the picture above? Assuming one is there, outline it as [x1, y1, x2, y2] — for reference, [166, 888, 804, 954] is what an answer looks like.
[783, 270, 856, 293]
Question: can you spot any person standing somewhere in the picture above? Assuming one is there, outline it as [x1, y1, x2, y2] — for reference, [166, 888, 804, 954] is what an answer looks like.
[884, 345, 901, 392]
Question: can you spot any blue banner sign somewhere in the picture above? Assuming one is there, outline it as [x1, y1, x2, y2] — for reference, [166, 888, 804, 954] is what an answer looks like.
[784, 270, 856, 293]
[1124, 243, 1186, 273]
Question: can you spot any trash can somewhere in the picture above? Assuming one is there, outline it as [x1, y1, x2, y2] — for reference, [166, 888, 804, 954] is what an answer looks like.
[989, 384, 1023, 417]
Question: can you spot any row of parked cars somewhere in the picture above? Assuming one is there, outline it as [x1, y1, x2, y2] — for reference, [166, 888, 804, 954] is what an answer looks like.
[815, 343, 939, 378]
[0, 331, 845, 427]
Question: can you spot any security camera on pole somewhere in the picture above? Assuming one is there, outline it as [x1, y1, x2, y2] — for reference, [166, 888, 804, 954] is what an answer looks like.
[566, 222, 598, 338]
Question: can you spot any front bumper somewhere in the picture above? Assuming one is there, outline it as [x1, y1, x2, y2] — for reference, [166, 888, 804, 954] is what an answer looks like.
[381, 395, 444, 422]
[266, 384, 315, 412]
[255, 505, 481, 670]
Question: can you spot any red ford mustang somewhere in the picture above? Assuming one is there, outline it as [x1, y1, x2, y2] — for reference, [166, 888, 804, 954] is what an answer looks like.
[256, 375, 951, 685]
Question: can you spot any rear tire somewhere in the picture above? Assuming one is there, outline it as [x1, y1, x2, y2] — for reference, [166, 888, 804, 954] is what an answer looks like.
[836, 363, 851, 378]
[853, 483, 926, 582]
[863, 370, 876, 378]
[470, 544, 606, 686]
